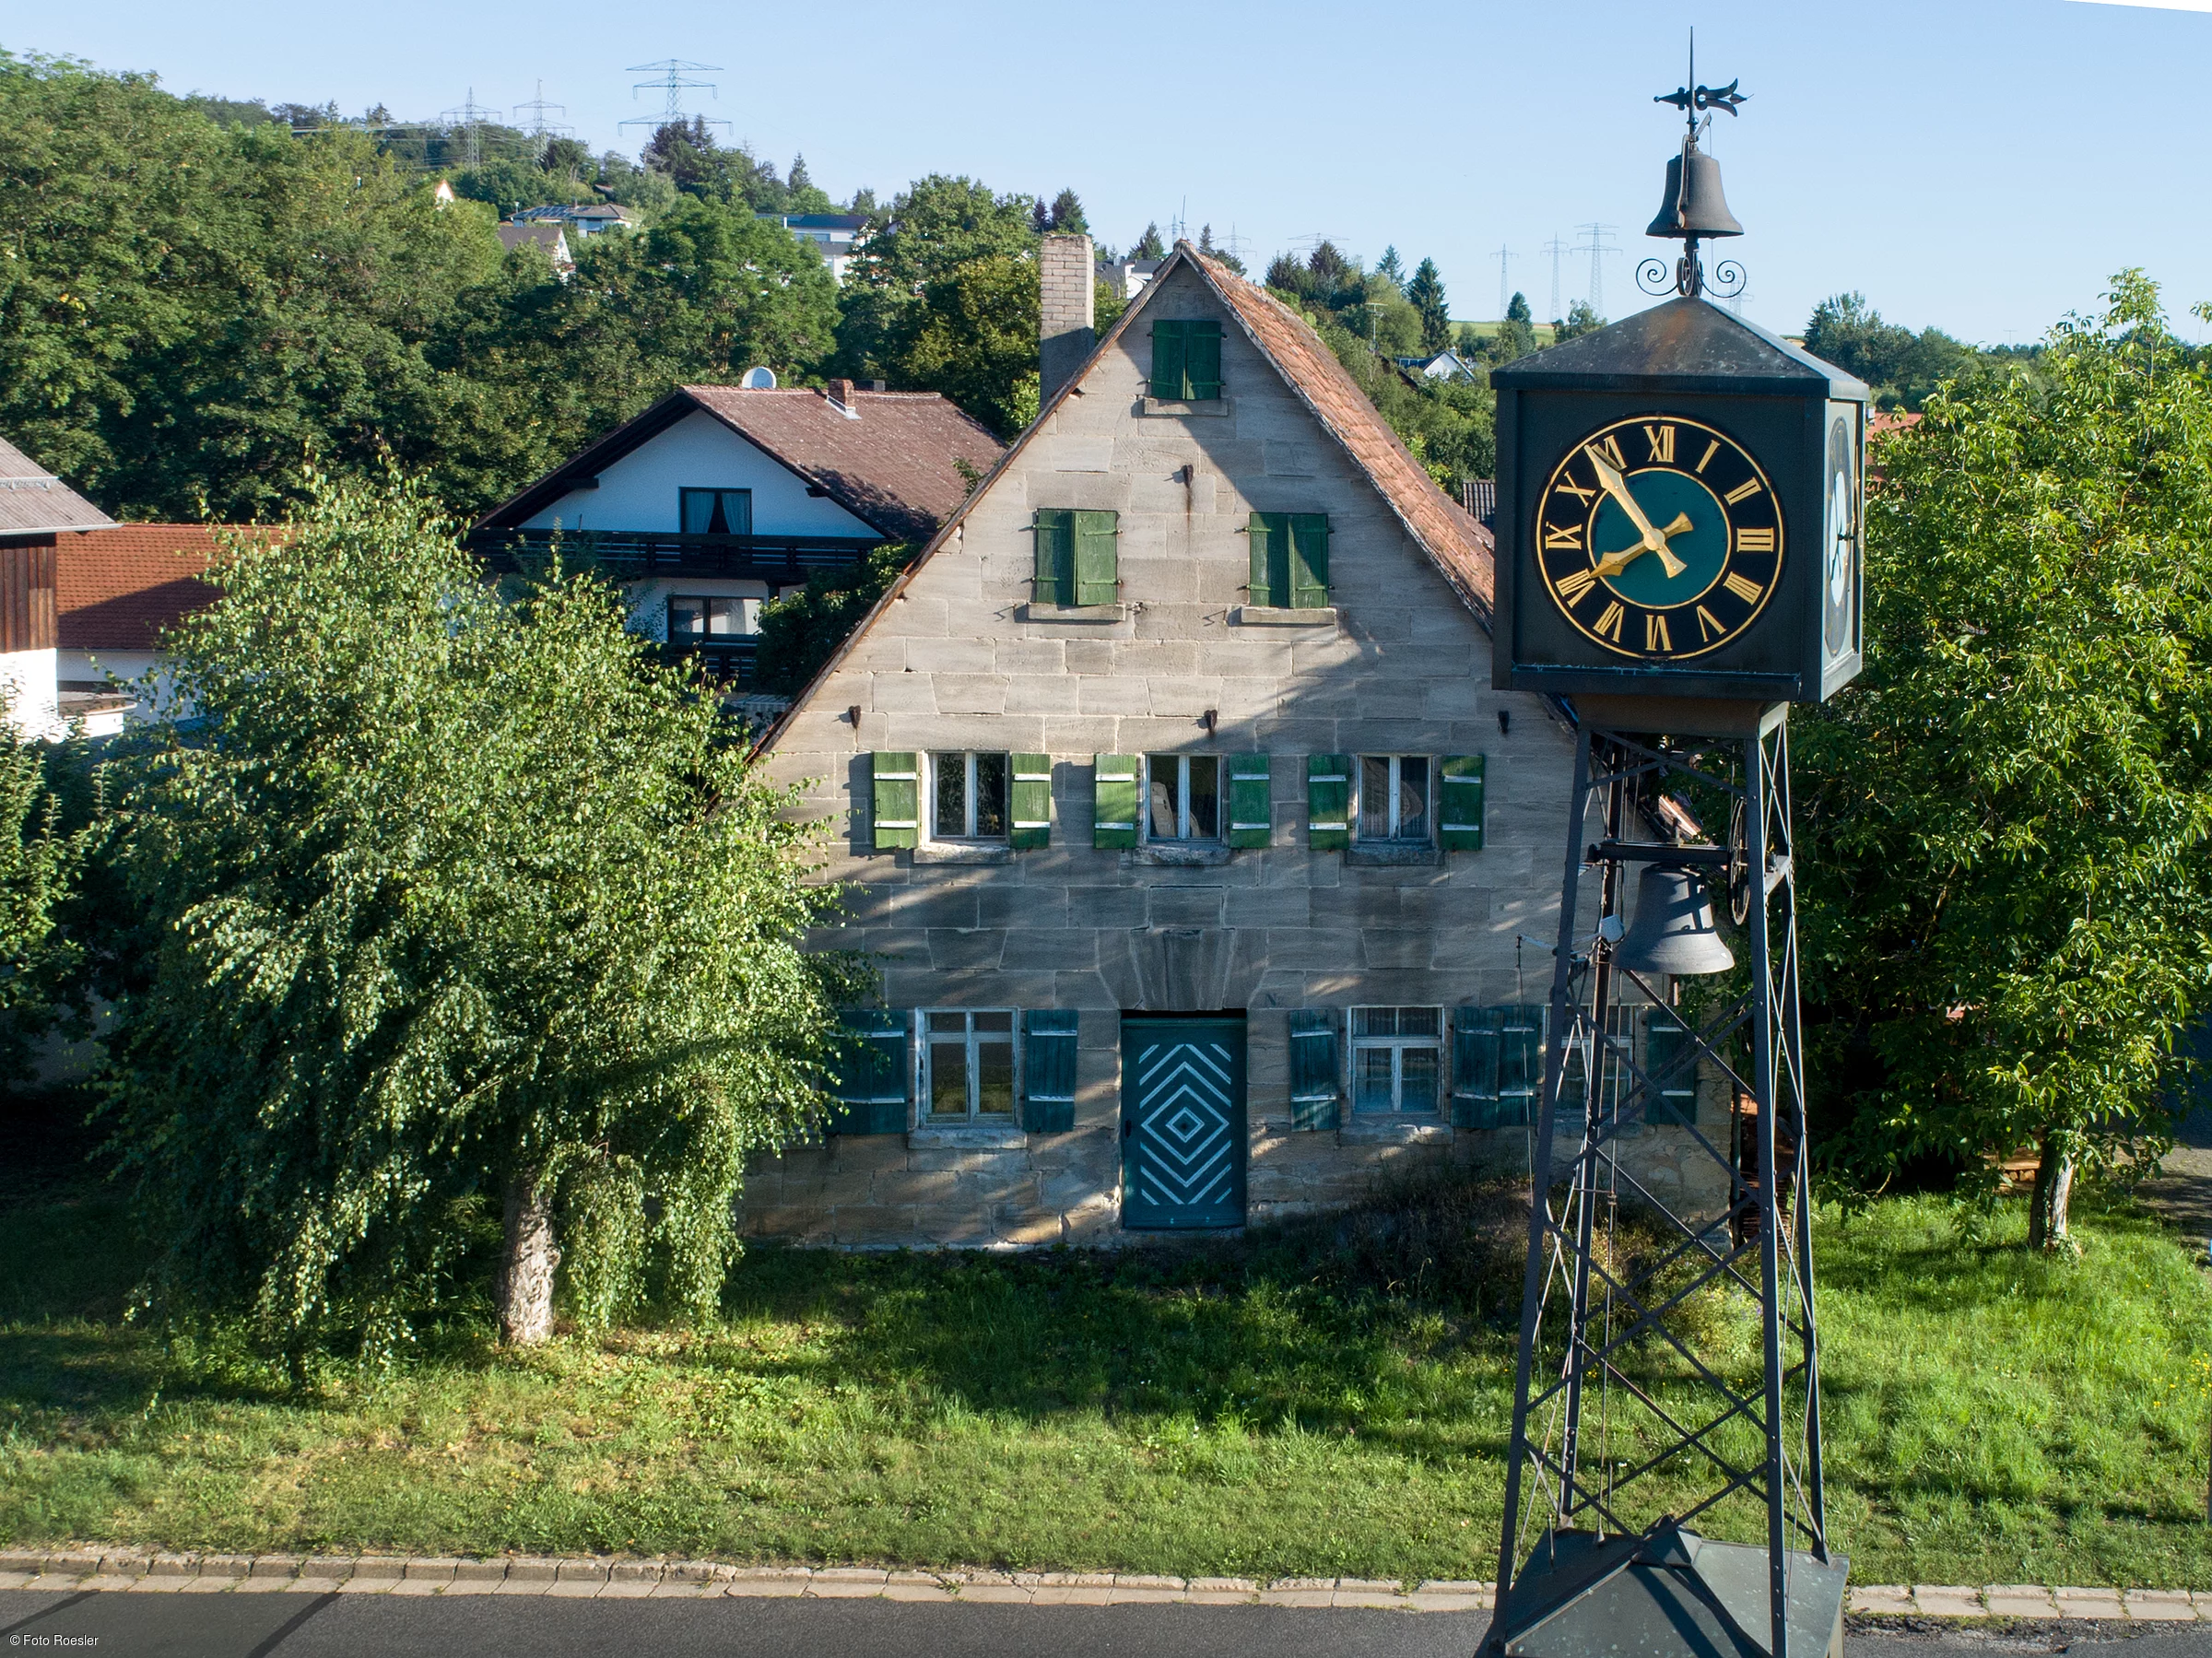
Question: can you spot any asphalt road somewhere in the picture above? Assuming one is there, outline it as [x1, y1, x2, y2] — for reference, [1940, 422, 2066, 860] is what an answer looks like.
[5, 1591, 2208, 1658]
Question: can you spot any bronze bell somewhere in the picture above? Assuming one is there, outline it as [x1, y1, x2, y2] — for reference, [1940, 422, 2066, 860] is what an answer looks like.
[1645, 139, 1744, 241]
[1615, 865, 1735, 977]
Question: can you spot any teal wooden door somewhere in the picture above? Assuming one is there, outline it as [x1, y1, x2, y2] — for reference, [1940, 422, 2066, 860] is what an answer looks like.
[1121, 1017, 1247, 1229]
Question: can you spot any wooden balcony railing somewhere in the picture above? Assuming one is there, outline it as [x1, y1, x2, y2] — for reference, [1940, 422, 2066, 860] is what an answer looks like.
[470, 527, 880, 583]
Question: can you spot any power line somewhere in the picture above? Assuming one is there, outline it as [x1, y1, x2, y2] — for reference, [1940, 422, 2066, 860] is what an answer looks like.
[1543, 233, 1569, 323]
[620, 59, 729, 133]
[1494, 244, 1515, 323]
[436, 88, 499, 168]
[513, 80, 571, 141]
[1575, 222, 1621, 318]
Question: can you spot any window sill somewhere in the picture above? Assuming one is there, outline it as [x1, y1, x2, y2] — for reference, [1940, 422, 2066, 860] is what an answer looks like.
[1340, 1117, 1452, 1145]
[1131, 841, 1233, 867]
[1017, 601, 1127, 624]
[913, 842, 1015, 865]
[1231, 605, 1337, 629]
[1139, 396, 1232, 417]
[908, 1124, 1029, 1149]
[1346, 841, 1440, 867]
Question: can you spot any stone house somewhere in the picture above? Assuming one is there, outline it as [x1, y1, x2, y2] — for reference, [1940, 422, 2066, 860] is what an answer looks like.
[743, 240, 1730, 1248]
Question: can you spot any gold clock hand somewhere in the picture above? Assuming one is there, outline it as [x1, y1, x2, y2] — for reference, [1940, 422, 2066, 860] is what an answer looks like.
[1584, 447, 1664, 544]
[1592, 512, 1695, 580]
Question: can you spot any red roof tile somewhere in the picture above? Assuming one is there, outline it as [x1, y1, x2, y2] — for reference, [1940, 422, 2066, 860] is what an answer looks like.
[57, 524, 251, 651]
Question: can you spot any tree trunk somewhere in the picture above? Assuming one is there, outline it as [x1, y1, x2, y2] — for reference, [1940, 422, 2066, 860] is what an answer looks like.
[2026, 1132, 2076, 1254]
[496, 1169, 560, 1345]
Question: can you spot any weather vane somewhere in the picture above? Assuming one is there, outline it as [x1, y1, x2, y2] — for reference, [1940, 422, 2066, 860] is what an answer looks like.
[1638, 32, 1750, 301]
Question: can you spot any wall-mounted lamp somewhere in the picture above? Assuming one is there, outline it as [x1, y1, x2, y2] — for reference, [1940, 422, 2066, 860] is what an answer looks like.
[1497, 709, 1512, 735]
[847, 705, 862, 727]
[1202, 708, 1218, 734]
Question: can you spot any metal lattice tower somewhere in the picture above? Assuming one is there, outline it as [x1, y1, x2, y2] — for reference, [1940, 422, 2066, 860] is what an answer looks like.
[437, 88, 499, 168]
[1544, 234, 1569, 324]
[1495, 244, 1516, 323]
[1575, 223, 1621, 318]
[513, 80, 572, 141]
[1488, 710, 1837, 1658]
[620, 59, 729, 133]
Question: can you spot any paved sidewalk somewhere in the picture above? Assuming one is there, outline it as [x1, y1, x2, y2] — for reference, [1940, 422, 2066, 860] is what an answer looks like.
[3, 1548, 2208, 1619]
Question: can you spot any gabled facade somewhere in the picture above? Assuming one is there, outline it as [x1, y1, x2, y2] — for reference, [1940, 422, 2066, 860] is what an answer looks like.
[474, 383, 1004, 685]
[0, 434, 117, 736]
[747, 246, 1729, 1248]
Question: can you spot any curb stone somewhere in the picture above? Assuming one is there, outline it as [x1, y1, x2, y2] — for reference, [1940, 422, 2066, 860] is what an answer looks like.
[0, 1551, 2201, 1617]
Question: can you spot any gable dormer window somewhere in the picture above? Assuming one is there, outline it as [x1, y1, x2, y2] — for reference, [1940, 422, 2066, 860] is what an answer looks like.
[1032, 509, 1119, 606]
[679, 488, 752, 536]
[1247, 512, 1330, 608]
[1149, 320, 1223, 401]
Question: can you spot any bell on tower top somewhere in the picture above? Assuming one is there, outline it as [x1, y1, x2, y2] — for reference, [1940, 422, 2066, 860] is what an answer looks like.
[1640, 38, 1750, 300]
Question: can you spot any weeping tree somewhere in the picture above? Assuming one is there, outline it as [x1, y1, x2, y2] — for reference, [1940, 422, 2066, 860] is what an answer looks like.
[1796, 272, 2212, 1251]
[101, 472, 861, 1350]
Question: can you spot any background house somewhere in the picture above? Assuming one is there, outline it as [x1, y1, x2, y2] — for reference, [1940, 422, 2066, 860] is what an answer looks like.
[495, 220, 574, 274]
[55, 523, 236, 733]
[0, 436, 115, 735]
[746, 241, 1720, 1249]
[757, 212, 868, 283]
[472, 381, 1005, 687]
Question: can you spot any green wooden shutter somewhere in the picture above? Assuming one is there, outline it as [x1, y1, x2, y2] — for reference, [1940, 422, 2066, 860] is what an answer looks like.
[1022, 1008, 1079, 1132]
[1185, 320, 1223, 399]
[1499, 1004, 1545, 1125]
[1093, 754, 1140, 848]
[1073, 510, 1119, 606]
[1010, 753, 1052, 849]
[1643, 1005, 1700, 1126]
[1151, 320, 1187, 399]
[824, 1008, 911, 1135]
[1227, 753, 1272, 848]
[1247, 512, 1285, 606]
[1033, 508, 1074, 606]
[871, 751, 918, 850]
[1307, 753, 1350, 850]
[1451, 1006, 1504, 1129]
[1288, 514, 1330, 608]
[1440, 754, 1487, 851]
[1288, 1009, 1341, 1131]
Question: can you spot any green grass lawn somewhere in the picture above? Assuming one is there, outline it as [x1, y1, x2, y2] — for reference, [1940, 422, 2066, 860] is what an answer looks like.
[5, 1136, 2212, 1588]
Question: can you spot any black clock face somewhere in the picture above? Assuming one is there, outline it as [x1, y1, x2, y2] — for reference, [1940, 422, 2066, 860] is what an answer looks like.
[1822, 411, 1858, 658]
[1534, 415, 1784, 662]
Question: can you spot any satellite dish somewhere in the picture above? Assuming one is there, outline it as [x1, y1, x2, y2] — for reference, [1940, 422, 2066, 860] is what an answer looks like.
[741, 366, 777, 390]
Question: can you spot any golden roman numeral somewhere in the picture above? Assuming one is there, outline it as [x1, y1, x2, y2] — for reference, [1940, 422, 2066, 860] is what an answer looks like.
[1696, 440, 1720, 474]
[1552, 476, 1597, 506]
[1723, 570, 1763, 604]
[1543, 523, 1583, 549]
[1583, 434, 1627, 471]
[1645, 612, 1672, 653]
[1724, 477, 1764, 505]
[1643, 424, 1675, 464]
[1735, 526, 1775, 554]
[1594, 601, 1625, 641]
[1696, 605, 1724, 641]
[1556, 567, 1598, 603]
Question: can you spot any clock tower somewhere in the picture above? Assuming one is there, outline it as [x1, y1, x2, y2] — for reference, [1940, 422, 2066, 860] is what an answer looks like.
[1484, 55, 1856, 1658]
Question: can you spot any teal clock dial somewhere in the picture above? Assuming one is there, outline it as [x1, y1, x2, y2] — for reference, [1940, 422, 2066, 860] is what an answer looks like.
[1535, 414, 1784, 660]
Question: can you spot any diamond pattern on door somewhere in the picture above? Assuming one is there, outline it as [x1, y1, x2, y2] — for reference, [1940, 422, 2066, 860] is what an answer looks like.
[1122, 1017, 1246, 1229]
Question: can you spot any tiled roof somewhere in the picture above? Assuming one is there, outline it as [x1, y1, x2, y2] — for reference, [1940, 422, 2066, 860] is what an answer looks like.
[475, 386, 1006, 544]
[496, 223, 571, 262]
[56, 523, 255, 651]
[684, 386, 1005, 543]
[1188, 248, 1495, 622]
[0, 436, 115, 538]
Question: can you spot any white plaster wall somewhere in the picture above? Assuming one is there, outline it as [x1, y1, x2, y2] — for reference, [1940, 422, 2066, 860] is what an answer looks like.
[0, 648, 59, 737]
[60, 648, 172, 723]
[523, 407, 878, 537]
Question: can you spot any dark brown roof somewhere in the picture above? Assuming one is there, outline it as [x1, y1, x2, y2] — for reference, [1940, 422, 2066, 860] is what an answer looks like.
[57, 524, 254, 651]
[0, 436, 116, 538]
[475, 386, 1006, 543]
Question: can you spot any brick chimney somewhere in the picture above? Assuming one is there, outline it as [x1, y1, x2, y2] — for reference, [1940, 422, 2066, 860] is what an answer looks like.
[1039, 234, 1096, 406]
[824, 377, 858, 419]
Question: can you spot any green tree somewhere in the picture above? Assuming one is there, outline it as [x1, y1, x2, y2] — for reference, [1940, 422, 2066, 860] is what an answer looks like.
[887, 253, 1041, 436]
[100, 473, 858, 1350]
[0, 720, 85, 1087]
[1803, 291, 2002, 411]
[784, 153, 834, 213]
[755, 543, 917, 695]
[1195, 224, 1243, 276]
[451, 157, 578, 217]
[1795, 273, 2212, 1251]
[1552, 300, 1605, 343]
[640, 118, 786, 210]
[1484, 291, 1537, 364]
[1132, 221, 1166, 260]
[1047, 188, 1088, 234]
[1406, 257, 1452, 355]
[1376, 246, 1406, 290]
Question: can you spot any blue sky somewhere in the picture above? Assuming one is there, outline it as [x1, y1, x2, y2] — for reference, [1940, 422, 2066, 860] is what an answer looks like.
[11, 0, 2208, 344]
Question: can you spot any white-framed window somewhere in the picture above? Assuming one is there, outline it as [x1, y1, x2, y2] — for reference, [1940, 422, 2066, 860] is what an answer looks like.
[932, 752, 1009, 841]
[1146, 753, 1220, 841]
[678, 487, 752, 535]
[1351, 1006, 1443, 1113]
[1358, 755, 1431, 842]
[667, 595, 750, 641]
[924, 1009, 1017, 1122]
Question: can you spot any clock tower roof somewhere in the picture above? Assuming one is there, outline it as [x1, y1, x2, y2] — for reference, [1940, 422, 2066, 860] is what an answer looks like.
[1492, 298, 1870, 403]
